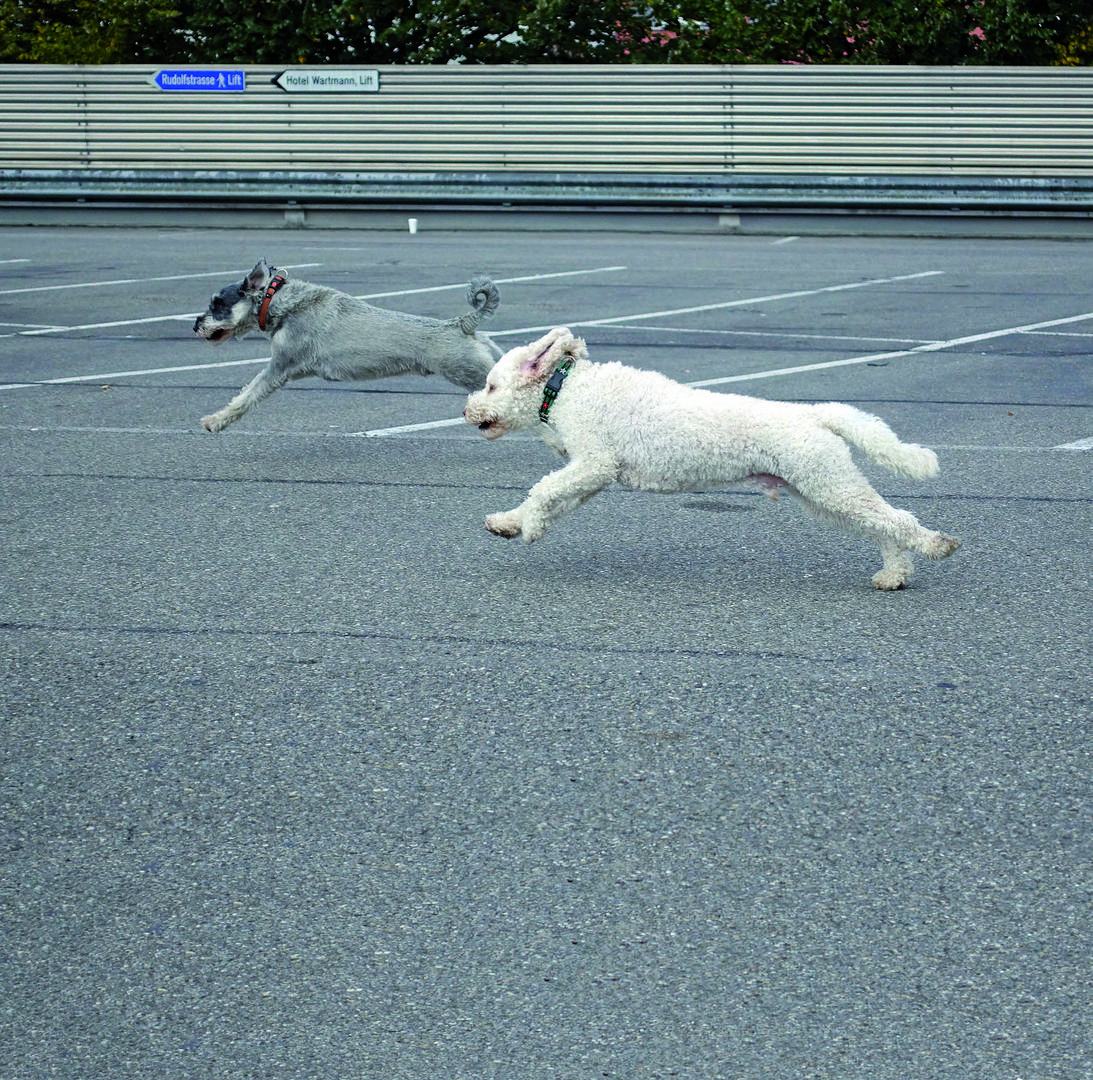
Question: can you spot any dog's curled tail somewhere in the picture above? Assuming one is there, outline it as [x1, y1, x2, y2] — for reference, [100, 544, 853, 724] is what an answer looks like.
[816, 402, 939, 479]
[457, 276, 500, 335]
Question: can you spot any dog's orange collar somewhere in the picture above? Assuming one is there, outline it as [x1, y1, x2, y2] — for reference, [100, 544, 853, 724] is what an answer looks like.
[257, 273, 287, 331]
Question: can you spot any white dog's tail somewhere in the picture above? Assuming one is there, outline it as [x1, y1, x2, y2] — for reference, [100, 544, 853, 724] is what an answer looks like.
[456, 276, 501, 335]
[815, 402, 939, 478]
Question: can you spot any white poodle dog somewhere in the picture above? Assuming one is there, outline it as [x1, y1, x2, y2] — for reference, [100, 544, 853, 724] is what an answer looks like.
[464, 327, 960, 590]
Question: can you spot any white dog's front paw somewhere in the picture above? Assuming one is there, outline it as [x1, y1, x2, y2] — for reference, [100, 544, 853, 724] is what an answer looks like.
[520, 514, 547, 543]
[926, 533, 961, 560]
[201, 412, 229, 433]
[485, 510, 523, 538]
[871, 568, 909, 591]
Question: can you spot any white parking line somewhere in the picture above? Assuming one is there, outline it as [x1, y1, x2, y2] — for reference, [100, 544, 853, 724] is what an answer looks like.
[362, 306, 1093, 437]
[0, 355, 275, 392]
[598, 323, 942, 346]
[0, 265, 630, 391]
[359, 266, 627, 303]
[490, 270, 944, 338]
[10, 312, 208, 339]
[688, 307, 1093, 388]
[1, 265, 628, 341]
[0, 263, 322, 298]
[351, 417, 466, 438]
[1052, 436, 1093, 450]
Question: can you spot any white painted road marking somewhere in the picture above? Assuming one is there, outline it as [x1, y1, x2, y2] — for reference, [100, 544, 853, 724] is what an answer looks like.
[0, 355, 277, 392]
[361, 306, 1093, 437]
[351, 417, 466, 438]
[9, 261, 1089, 450]
[0, 266, 632, 390]
[688, 308, 1093, 388]
[0, 263, 323, 298]
[0, 420, 1081, 453]
[359, 266, 627, 304]
[0, 265, 628, 342]
[491, 270, 944, 338]
[599, 323, 942, 346]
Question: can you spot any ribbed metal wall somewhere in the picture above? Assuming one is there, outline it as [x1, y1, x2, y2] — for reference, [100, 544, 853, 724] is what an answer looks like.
[2, 64, 1092, 177]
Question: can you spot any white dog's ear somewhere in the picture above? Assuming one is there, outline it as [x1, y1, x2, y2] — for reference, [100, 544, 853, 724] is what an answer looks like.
[517, 327, 579, 384]
[517, 353, 549, 383]
[565, 336, 588, 361]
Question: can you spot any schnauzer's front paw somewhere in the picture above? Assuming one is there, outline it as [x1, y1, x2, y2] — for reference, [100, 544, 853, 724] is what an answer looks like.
[485, 511, 523, 538]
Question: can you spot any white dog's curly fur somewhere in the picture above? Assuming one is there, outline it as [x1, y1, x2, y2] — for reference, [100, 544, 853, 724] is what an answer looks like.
[464, 327, 960, 590]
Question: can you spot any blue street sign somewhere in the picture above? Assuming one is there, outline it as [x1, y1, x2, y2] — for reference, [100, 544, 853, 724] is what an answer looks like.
[150, 70, 245, 92]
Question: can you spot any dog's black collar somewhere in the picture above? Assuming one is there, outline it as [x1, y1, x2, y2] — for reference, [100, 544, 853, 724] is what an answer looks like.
[539, 358, 575, 423]
[257, 272, 287, 331]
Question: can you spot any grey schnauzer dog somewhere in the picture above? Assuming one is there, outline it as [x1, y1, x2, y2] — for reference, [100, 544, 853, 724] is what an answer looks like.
[194, 259, 502, 432]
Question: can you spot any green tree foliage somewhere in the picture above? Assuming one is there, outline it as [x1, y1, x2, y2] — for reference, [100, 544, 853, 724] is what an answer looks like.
[654, 0, 1091, 65]
[175, 0, 336, 63]
[1055, 23, 1093, 64]
[1, 0, 1088, 65]
[0, 0, 182, 61]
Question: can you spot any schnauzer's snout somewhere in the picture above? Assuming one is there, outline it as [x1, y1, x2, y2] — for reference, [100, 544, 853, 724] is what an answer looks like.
[192, 316, 202, 334]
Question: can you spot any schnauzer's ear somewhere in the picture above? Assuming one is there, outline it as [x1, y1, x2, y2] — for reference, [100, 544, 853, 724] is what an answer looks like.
[243, 260, 270, 293]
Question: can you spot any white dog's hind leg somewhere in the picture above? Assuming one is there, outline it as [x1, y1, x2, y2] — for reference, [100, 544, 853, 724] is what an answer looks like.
[486, 460, 614, 542]
[871, 541, 917, 591]
[869, 531, 959, 590]
[785, 469, 959, 588]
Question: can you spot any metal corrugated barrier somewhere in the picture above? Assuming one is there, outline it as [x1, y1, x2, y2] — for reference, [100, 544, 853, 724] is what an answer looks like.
[3, 63, 1093, 174]
[1, 64, 1092, 223]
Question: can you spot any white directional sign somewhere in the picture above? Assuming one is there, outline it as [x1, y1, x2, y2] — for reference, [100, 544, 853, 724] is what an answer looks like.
[274, 69, 380, 93]
[150, 69, 245, 92]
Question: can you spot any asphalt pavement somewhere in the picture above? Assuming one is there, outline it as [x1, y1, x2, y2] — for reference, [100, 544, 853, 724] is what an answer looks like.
[1, 223, 1090, 1079]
